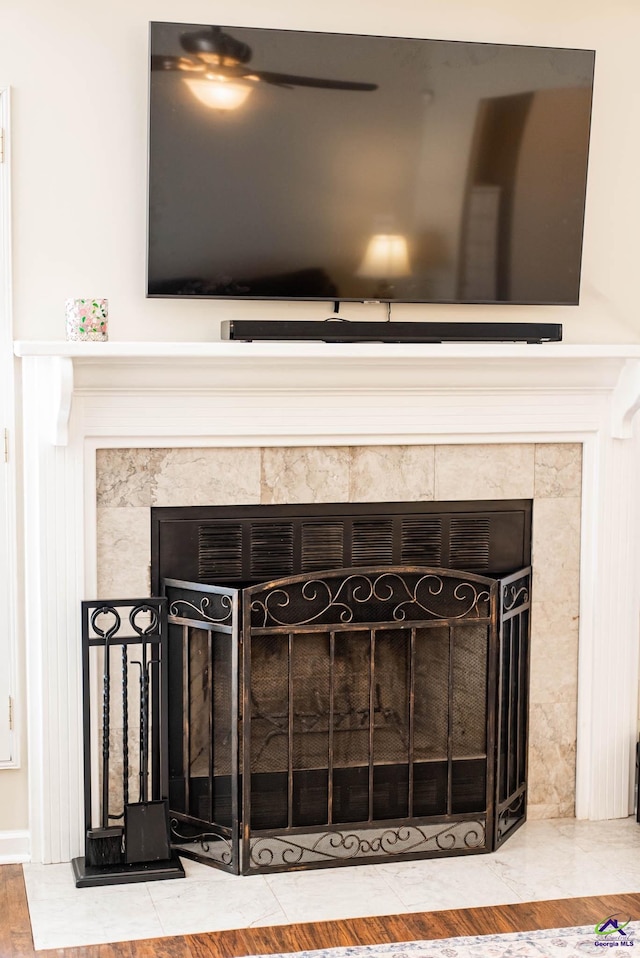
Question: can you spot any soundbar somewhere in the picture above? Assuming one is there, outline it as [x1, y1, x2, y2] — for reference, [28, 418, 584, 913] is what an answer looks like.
[221, 320, 562, 344]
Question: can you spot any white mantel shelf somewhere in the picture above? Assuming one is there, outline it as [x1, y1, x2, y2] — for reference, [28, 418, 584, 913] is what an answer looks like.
[14, 340, 640, 445]
[14, 337, 640, 862]
[14, 339, 640, 360]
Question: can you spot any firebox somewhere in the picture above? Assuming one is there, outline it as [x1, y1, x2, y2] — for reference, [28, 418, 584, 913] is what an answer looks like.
[152, 500, 532, 875]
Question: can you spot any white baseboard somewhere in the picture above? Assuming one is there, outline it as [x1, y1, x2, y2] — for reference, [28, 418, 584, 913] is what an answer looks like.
[0, 829, 30, 863]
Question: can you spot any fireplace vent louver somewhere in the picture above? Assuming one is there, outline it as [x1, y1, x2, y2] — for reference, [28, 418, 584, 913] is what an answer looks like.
[352, 519, 394, 565]
[166, 501, 529, 592]
[198, 523, 243, 579]
[400, 517, 443, 566]
[301, 521, 345, 572]
[250, 522, 295, 577]
[449, 516, 491, 569]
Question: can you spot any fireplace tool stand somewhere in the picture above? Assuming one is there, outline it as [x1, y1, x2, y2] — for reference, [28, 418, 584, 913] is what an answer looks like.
[72, 598, 185, 887]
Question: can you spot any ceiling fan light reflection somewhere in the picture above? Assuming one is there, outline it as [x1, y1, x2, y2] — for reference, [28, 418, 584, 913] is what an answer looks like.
[184, 77, 253, 110]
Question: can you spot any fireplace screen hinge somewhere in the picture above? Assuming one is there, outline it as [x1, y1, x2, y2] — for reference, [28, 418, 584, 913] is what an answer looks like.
[4, 428, 8, 464]
[8, 696, 13, 731]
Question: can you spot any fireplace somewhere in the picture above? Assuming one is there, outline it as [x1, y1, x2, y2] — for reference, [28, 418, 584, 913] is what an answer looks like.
[99, 443, 578, 830]
[152, 500, 532, 873]
[15, 342, 640, 865]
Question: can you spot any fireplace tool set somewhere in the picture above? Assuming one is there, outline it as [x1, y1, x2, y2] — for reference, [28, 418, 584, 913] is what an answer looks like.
[72, 598, 185, 887]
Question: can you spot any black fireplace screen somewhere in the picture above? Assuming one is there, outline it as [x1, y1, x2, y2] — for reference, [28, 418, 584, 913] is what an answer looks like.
[163, 564, 530, 874]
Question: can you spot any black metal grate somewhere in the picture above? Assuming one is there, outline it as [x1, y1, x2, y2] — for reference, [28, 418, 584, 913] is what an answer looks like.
[301, 521, 345, 572]
[153, 501, 531, 592]
[352, 519, 394, 566]
[250, 522, 295, 578]
[401, 517, 443, 566]
[199, 524, 242, 579]
[449, 517, 491, 570]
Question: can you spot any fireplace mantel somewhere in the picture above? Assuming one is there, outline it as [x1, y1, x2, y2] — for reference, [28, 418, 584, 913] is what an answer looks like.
[13, 339, 640, 864]
[14, 341, 640, 445]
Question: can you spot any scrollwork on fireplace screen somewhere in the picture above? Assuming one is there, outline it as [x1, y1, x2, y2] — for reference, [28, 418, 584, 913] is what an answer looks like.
[248, 567, 493, 629]
[249, 820, 487, 869]
[169, 817, 234, 867]
[163, 565, 531, 875]
[165, 577, 236, 626]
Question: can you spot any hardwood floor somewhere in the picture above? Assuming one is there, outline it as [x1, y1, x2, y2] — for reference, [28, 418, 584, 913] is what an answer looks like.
[4, 864, 640, 958]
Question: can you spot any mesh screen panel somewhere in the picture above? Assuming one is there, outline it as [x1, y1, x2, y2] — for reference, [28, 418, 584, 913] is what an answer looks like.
[250, 634, 289, 774]
[452, 624, 488, 757]
[188, 629, 209, 788]
[372, 630, 409, 765]
[292, 633, 331, 771]
[332, 632, 371, 768]
[413, 627, 449, 760]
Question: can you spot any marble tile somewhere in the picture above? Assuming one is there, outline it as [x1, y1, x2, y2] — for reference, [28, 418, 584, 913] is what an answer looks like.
[24, 820, 640, 950]
[261, 446, 350, 504]
[527, 802, 575, 820]
[534, 443, 582, 499]
[554, 815, 640, 852]
[531, 497, 581, 606]
[527, 703, 577, 809]
[530, 598, 580, 643]
[374, 855, 523, 910]
[23, 865, 162, 949]
[179, 856, 243, 881]
[153, 447, 261, 507]
[96, 449, 163, 507]
[585, 844, 640, 886]
[96, 507, 150, 597]
[527, 750, 577, 811]
[23, 862, 87, 901]
[529, 601, 579, 705]
[528, 700, 577, 754]
[434, 444, 535, 500]
[148, 874, 288, 935]
[96, 447, 262, 510]
[485, 836, 629, 901]
[349, 446, 435, 502]
[266, 864, 407, 923]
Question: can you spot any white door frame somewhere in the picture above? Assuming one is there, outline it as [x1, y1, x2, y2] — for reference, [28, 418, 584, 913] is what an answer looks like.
[0, 86, 19, 768]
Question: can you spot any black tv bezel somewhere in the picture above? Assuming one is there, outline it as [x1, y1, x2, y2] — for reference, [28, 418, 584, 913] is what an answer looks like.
[146, 21, 596, 308]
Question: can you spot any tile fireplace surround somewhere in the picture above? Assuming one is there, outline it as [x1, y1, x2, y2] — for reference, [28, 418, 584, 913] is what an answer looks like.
[14, 340, 640, 866]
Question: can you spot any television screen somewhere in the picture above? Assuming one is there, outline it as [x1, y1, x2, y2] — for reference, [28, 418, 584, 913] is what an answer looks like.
[147, 23, 595, 305]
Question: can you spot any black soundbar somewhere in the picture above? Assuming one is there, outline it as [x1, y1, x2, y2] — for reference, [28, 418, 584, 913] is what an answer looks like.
[220, 320, 562, 344]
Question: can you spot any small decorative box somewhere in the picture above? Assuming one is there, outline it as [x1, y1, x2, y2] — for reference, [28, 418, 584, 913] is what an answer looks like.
[65, 298, 109, 341]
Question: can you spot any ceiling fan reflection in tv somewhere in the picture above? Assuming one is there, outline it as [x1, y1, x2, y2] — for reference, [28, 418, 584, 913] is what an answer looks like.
[147, 22, 595, 342]
[151, 25, 378, 110]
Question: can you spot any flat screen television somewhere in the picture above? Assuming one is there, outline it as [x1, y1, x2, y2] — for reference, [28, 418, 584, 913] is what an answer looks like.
[147, 22, 595, 306]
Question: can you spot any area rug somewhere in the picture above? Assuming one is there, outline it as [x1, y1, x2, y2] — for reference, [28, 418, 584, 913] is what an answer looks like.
[254, 922, 640, 957]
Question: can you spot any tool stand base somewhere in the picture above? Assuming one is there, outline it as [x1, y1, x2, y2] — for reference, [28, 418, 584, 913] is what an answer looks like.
[72, 850, 185, 888]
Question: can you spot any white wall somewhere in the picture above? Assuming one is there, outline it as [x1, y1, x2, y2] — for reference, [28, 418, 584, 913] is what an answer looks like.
[2, 0, 640, 343]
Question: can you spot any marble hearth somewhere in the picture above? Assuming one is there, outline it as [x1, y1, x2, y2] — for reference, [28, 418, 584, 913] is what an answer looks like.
[14, 341, 640, 864]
